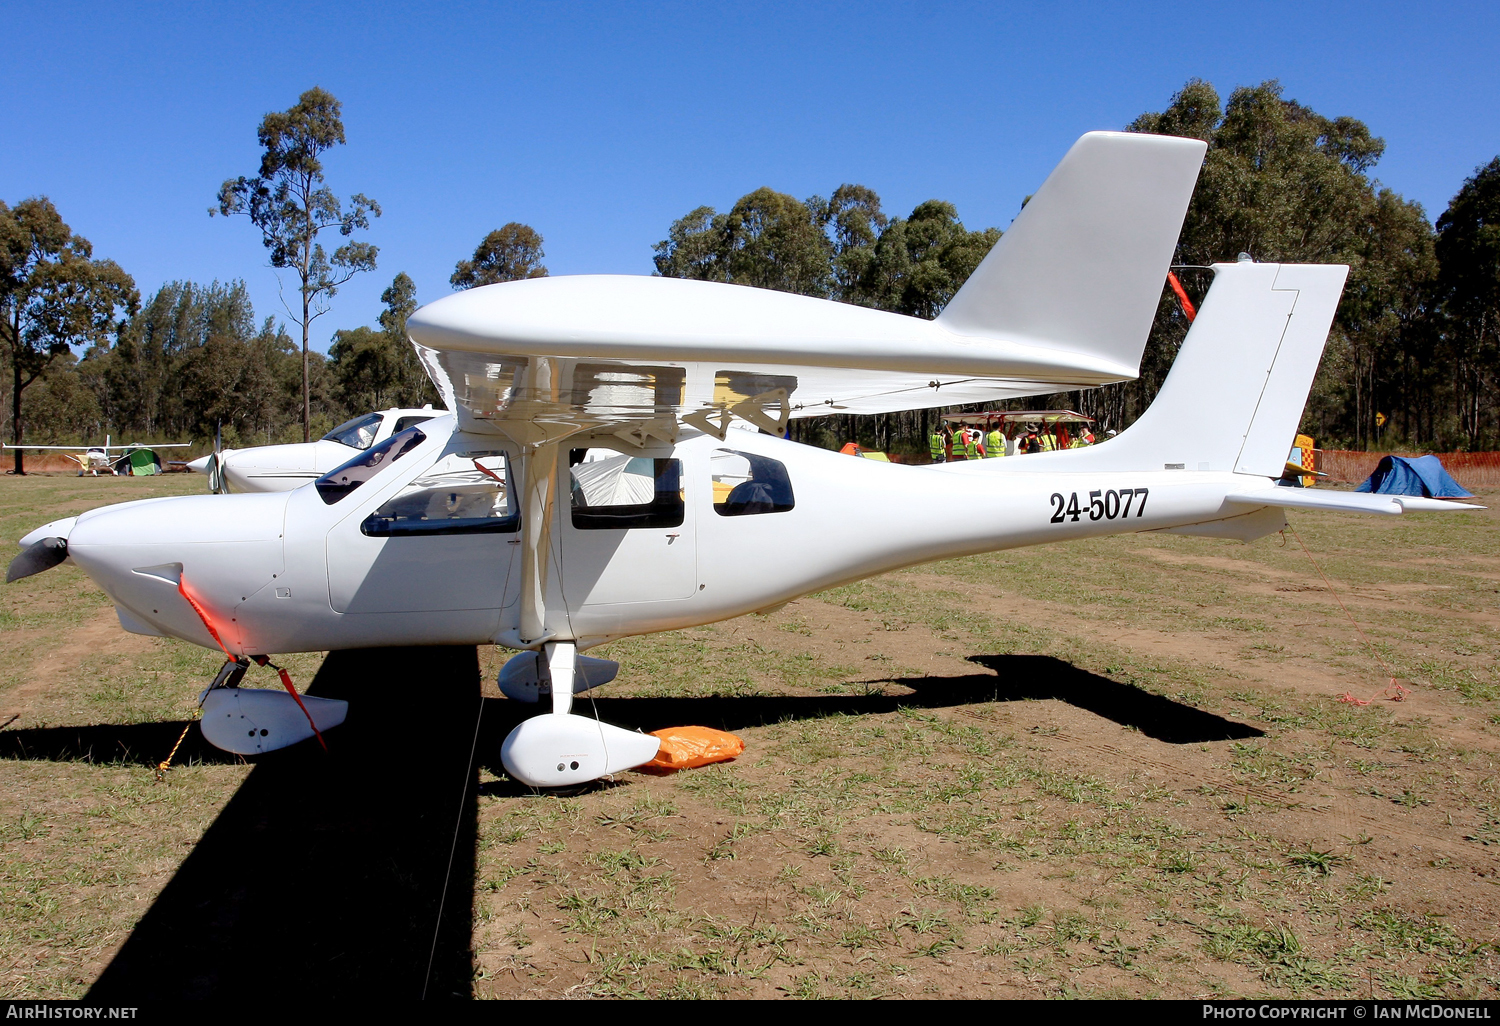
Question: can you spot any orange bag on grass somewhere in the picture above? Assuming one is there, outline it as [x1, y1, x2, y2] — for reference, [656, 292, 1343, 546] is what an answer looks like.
[642, 726, 745, 772]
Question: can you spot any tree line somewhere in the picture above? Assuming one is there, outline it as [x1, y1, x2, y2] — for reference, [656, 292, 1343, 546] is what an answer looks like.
[652, 79, 1500, 456]
[5, 79, 1499, 470]
[0, 250, 539, 463]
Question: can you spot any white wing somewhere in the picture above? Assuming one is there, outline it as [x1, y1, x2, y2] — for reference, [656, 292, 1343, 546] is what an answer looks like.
[406, 131, 1207, 442]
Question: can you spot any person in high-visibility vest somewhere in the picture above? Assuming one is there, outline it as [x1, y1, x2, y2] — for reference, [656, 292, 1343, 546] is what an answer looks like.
[929, 427, 946, 463]
[1020, 423, 1043, 454]
[947, 425, 963, 460]
[1039, 426, 1058, 452]
[985, 422, 1006, 457]
[963, 427, 979, 460]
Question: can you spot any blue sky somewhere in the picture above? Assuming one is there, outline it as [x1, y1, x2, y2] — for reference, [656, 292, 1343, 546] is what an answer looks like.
[5, 1, 1497, 350]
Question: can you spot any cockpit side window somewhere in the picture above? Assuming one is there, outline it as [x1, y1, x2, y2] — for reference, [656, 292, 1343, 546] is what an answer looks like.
[569, 448, 684, 530]
[322, 412, 384, 450]
[315, 427, 427, 505]
[361, 451, 518, 536]
[711, 449, 794, 516]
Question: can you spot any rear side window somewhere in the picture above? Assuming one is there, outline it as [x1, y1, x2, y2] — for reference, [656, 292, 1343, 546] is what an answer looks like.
[323, 412, 384, 450]
[316, 427, 426, 505]
[392, 415, 436, 434]
[711, 449, 794, 516]
[361, 452, 517, 536]
[569, 449, 684, 530]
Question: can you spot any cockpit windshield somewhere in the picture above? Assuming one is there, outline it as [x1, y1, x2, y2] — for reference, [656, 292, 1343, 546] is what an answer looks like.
[315, 427, 427, 504]
[322, 412, 384, 450]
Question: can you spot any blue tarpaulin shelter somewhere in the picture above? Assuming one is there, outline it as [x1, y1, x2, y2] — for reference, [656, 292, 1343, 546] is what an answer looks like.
[1356, 455, 1473, 498]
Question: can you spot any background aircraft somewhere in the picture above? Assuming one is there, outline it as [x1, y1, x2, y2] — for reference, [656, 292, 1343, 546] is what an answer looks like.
[185, 405, 441, 493]
[4, 438, 190, 476]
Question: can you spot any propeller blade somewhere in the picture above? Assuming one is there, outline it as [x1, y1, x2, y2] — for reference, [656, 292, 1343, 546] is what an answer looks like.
[7, 537, 68, 583]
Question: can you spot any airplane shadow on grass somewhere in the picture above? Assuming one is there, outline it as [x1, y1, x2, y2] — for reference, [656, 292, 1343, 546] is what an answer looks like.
[530, 653, 1263, 748]
[962, 653, 1265, 744]
[83, 646, 486, 1002]
[0, 646, 1257, 999]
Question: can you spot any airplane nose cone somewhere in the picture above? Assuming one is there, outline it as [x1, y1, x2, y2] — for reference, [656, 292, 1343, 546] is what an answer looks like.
[66, 493, 289, 651]
[186, 455, 213, 474]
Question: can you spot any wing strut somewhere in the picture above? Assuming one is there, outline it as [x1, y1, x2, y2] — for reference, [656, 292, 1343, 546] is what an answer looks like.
[515, 439, 560, 647]
[495, 358, 587, 650]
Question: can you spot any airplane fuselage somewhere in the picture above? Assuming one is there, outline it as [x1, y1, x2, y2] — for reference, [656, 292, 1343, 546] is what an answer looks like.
[54, 414, 1284, 659]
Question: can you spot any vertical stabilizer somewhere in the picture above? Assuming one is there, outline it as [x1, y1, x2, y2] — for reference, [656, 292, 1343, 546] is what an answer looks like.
[1030, 261, 1347, 475]
[938, 131, 1206, 375]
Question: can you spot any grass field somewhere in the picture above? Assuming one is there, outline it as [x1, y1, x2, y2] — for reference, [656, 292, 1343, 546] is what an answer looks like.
[2, 471, 1498, 999]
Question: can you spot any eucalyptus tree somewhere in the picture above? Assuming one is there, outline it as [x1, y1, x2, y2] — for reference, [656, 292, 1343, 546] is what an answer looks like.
[1118, 78, 1436, 446]
[329, 272, 438, 411]
[0, 198, 137, 473]
[215, 87, 380, 441]
[654, 189, 832, 297]
[378, 272, 438, 406]
[853, 200, 999, 318]
[1436, 157, 1500, 448]
[451, 225, 547, 289]
[810, 184, 888, 303]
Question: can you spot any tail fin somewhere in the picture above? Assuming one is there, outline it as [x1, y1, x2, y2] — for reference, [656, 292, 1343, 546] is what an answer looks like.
[1063, 261, 1348, 475]
[938, 131, 1206, 377]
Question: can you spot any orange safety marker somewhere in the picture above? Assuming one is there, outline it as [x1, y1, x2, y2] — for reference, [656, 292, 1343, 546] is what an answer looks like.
[178, 575, 327, 752]
[1167, 271, 1197, 322]
[1283, 523, 1409, 707]
[253, 655, 328, 752]
[178, 577, 235, 660]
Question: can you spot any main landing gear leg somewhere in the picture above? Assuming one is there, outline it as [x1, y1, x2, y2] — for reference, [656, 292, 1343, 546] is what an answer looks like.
[499, 640, 660, 788]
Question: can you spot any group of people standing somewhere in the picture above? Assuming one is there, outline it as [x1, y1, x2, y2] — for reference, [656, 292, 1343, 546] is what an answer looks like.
[928, 420, 1099, 463]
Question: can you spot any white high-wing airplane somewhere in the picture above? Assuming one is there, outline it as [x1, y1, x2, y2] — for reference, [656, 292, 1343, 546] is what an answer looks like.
[9, 132, 1482, 788]
[184, 406, 442, 493]
[4, 437, 190, 475]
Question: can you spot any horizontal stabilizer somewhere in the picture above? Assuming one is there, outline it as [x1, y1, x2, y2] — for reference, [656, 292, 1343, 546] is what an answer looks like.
[1225, 490, 1484, 516]
[939, 131, 1206, 371]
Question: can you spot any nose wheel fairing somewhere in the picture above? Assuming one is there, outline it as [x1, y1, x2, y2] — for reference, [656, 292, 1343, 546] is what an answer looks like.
[200, 685, 348, 755]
